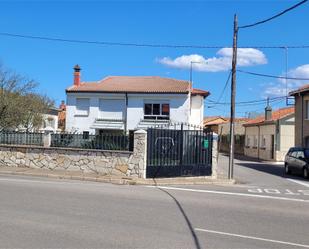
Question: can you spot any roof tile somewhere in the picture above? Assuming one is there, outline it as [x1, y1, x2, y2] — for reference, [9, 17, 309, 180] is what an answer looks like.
[66, 76, 209, 96]
[244, 107, 294, 126]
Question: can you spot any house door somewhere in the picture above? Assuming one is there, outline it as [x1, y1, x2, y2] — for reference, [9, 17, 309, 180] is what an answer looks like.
[271, 135, 275, 159]
[305, 137, 309, 148]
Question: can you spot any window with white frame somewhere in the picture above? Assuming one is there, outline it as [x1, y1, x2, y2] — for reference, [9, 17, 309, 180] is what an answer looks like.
[99, 99, 124, 120]
[246, 135, 251, 147]
[144, 103, 170, 120]
[261, 135, 266, 148]
[253, 135, 258, 147]
[76, 98, 90, 116]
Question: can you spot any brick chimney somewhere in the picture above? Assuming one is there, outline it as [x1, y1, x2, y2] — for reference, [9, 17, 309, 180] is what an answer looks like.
[59, 100, 66, 111]
[73, 64, 81, 86]
[265, 98, 272, 121]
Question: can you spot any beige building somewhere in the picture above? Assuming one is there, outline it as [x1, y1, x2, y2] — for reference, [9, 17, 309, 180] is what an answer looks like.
[244, 106, 295, 161]
[289, 85, 309, 147]
[218, 118, 250, 155]
[203, 116, 227, 133]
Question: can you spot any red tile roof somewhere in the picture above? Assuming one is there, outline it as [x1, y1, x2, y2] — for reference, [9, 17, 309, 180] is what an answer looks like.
[204, 116, 251, 126]
[289, 83, 309, 96]
[66, 76, 209, 96]
[244, 107, 294, 126]
[203, 116, 228, 126]
[191, 88, 209, 97]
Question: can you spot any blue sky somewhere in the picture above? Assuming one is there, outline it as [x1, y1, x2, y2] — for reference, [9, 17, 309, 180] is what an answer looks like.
[0, 0, 309, 117]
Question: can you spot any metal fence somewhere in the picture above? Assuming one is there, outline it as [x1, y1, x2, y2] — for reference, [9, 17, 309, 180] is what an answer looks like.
[51, 133, 131, 151]
[0, 131, 44, 146]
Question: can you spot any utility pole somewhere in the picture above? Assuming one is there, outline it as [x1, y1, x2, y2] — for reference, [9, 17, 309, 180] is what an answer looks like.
[228, 14, 238, 180]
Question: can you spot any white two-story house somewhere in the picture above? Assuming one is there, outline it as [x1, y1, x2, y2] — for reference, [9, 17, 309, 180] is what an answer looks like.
[65, 65, 209, 135]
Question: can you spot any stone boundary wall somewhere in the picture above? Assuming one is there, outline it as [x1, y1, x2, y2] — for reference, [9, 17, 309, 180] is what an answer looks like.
[0, 130, 147, 178]
[0, 129, 218, 179]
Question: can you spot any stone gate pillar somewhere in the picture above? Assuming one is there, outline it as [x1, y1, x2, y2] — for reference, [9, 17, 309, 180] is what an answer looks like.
[212, 133, 218, 179]
[133, 130, 147, 179]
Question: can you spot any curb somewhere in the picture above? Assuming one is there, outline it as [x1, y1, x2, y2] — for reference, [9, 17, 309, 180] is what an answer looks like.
[0, 169, 235, 186]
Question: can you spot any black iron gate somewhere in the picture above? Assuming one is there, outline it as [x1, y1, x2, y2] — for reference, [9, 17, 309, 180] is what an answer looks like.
[146, 127, 213, 178]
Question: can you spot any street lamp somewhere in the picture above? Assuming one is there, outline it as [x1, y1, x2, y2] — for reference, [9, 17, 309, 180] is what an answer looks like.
[190, 61, 202, 86]
[189, 61, 207, 121]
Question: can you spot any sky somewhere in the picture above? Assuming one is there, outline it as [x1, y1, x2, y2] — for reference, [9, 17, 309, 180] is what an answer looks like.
[0, 0, 309, 118]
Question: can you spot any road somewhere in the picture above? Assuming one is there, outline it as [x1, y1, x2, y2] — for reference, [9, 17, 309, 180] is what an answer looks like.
[1, 156, 309, 249]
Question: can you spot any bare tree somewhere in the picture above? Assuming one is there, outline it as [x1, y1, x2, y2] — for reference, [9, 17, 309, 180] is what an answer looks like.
[0, 65, 54, 131]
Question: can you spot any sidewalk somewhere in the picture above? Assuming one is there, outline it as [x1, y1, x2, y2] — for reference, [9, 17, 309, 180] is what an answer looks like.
[0, 166, 235, 186]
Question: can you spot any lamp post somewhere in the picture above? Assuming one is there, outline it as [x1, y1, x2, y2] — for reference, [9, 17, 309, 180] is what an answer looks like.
[189, 61, 207, 122]
[190, 61, 202, 86]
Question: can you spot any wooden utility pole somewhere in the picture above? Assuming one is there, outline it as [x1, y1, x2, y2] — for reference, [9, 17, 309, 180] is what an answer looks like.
[228, 14, 238, 179]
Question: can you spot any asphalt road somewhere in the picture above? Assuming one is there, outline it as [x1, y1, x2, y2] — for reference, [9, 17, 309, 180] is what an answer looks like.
[1, 157, 309, 249]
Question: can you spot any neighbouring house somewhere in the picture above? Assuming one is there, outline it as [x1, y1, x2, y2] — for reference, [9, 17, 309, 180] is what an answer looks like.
[218, 118, 251, 155]
[65, 65, 209, 135]
[40, 108, 60, 133]
[243, 106, 295, 161]
[203, 116, 227, 133]
[289, 84, 309, 147]
[17, 107, 60, 133]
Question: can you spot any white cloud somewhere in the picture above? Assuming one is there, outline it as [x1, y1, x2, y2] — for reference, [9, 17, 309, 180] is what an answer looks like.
[263, 64, 309, 97]
[157, 48, 267, 72]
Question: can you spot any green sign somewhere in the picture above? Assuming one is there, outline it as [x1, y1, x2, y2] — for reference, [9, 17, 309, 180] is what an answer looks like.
[203, 139, 209, 148]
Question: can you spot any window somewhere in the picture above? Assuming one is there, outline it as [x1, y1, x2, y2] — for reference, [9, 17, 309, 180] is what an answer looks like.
[76, 98, 90, 116]
[306, 100, 309, 119]
[44, 116, 55, 128]
[261, 135, 266, 148]
[144, 103, 170, 120]
[99, 99, 124, 119]
[291, 151, 298, 158]
[297, 151, 305, 159]
[253, 136, 258, 148]
[246, 136, 250, 147]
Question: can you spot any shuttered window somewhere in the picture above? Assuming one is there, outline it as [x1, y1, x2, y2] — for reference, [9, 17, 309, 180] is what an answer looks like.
[76, 98, 90, 116]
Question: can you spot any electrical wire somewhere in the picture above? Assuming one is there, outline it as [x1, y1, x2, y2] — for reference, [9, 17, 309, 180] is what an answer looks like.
[237, 69, 309, 81]
[239, 0, 308, 29]
[0, 32, 224, 49]
[206, 96, 286, 106]
[0, 32, 309, 50]
[213, 70, 232, 105]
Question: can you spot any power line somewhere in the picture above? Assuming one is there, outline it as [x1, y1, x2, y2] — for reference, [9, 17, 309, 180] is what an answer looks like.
[206, 96, 286, 106]
[0, 32, 224, 49]
[0, 32, 309, 50]
[206, 97, 286, 110]
[239, 0, 308, 29]
[237, 69, 309, 81]
[213, 70, 232, 105]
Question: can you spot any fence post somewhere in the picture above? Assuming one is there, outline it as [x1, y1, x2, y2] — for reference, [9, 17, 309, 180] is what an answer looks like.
[43, 130, 52, 147]
[133, 129, 147, 179]
[212, 133, 218, 179]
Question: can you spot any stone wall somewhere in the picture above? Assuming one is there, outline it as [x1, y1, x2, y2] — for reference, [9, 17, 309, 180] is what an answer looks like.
[0, 129, 218, 179]
[0, 130, 147, 178]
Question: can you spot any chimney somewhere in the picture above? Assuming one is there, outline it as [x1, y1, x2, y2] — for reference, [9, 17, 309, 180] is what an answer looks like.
[265, 98, 272, 121]
[59, 100, 66, 111]
[73, 64, 81, 86]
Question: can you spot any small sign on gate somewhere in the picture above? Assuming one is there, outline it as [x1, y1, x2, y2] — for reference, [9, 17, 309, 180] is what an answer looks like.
[203, 139, 209, 149]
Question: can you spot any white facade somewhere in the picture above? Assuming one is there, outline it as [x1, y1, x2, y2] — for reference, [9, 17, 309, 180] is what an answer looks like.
[66, 92, 204, 134]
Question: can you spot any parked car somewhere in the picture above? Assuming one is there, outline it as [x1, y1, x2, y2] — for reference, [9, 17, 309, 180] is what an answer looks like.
[284, 147, 309, 179]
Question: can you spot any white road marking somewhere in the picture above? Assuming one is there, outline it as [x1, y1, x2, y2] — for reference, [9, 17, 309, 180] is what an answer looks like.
[146, 185, 309, 203]
[195, 228, 309, 248]
[287, 178, 309, 188]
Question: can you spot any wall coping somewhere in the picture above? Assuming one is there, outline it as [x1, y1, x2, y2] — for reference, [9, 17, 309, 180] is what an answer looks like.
[0, 144, 133, 154]
[134, 129, 147, 134]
